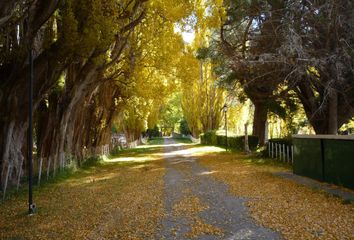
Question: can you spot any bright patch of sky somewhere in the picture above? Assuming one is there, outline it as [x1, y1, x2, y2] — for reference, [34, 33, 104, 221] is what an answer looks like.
[174, 14, 197, 44]
[182, 31, 195, 44]
[174, 24, 195, 44]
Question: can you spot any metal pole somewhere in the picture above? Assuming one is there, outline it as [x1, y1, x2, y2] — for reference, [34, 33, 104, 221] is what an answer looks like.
[28, 48, 35, 215]
[225, 110, 228, 151]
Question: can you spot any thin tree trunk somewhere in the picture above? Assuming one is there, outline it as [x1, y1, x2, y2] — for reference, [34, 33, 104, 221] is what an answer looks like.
[252, 102, 267, 146]
[328, 89, 338, 134]
[46, 156, 51, 180]
[38, 157, 43, 186]
[2, 164, 11, 200]
[244, 122, 250, 153]
[16, 157, 23, 191]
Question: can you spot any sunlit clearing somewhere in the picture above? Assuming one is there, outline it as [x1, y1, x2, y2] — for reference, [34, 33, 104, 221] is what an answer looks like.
[138, 143, 192, 148]
[105, 156, 153, 163]
[198, 170, 217, 176]
[68, 172, 117, 186]
[164, 146, 224, 156]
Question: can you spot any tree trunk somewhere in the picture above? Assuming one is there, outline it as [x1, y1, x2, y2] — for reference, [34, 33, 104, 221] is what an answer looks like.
[328, 90, 338, 134]
[252, 102, 267, 146]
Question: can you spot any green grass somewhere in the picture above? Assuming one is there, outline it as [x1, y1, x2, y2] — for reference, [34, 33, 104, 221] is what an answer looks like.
[172, 137, 193, 144]
[147, 137, 193, 145]
[2, 137, 194, 203]
[242, 155, 292, 169]
[148, 137, 165, 145]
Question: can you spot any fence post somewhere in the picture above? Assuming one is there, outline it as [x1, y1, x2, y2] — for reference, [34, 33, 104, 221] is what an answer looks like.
[283, 144, 286, 162]
[272, 142, 274, 158]
[280, 144, 283, 161]
[268, 142, 271, 158]
[275, 143, 278, 159]
[287, 146, 290, 163]
[291, 145, 294, 164]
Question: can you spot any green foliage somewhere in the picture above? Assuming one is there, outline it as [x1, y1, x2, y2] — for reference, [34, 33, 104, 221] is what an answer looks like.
[159, 93, 183, 129]
[146, 125, 161, 138]
[179, 118, 191, 135]
[201, 131, 259, 151]
[200, 130, 218, 145]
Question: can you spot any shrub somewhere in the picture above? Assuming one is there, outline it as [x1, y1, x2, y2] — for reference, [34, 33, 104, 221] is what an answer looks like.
[180, 119, 191, 135]
[201, 131, 218, 145]
[146, 125, 160, 138]
[201, 131, 259, 151]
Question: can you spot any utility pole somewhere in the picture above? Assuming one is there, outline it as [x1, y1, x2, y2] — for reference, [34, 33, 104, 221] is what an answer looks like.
[28, 48, 36, 215]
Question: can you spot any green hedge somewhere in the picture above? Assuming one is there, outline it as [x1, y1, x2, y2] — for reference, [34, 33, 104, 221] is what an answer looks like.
[200, 131, 259, 151]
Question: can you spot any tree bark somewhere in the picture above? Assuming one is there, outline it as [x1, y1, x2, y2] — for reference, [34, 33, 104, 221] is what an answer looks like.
[328, 89, 338, 134]
[252, 101, 267, 146]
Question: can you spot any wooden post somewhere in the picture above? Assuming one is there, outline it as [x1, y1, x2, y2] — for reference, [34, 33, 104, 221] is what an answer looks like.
[275, 143, 278, 159]
[268, 142, 271, 157]
[283, 144, 286, 162]
[287, 146, 290, 163]
[38, 157, 43, 186]
[291, 145, 294, 164]
[271, 142, 274, 158]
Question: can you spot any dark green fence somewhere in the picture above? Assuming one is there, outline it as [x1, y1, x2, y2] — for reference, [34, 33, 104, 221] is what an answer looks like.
[293, 135, 354, 190]
[200, 131, 258, 151]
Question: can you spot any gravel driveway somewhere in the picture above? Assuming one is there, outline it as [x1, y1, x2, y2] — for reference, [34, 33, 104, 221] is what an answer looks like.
[157, 138, 281, 239]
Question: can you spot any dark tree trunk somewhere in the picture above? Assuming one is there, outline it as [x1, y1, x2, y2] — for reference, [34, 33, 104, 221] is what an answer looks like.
[328, 90, 338, 134]
[252, 101, 267, 146]
[295, 82, 348, 135]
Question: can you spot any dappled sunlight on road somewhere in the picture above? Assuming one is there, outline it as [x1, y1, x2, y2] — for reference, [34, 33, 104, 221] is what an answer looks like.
[197, 170, 218, 176]
[137, 142, 193, 149]
[67, 172, 118, 187]
[164, 146, 225, 157]
[105, 156, 155, 163]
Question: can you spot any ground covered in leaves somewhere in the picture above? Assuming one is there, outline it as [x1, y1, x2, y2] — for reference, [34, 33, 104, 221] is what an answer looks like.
[0, 145, 166, 240]
[198, 152, 354, 240]
[1, 140, 353, 240]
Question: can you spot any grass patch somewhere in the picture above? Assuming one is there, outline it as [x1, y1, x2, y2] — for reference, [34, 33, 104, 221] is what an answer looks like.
[172, 137, 193, 144]
[147, 137, 193, 145]
[242, 155, 292, 169]
[148, 137, 164, 145]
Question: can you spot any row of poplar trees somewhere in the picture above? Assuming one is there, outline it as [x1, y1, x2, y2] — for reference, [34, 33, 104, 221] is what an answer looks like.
[0, 0, 193, 194]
